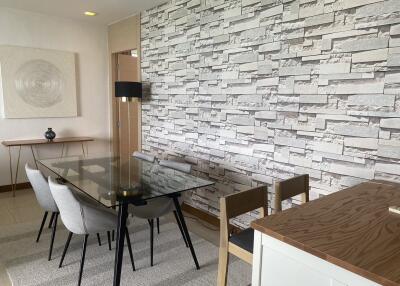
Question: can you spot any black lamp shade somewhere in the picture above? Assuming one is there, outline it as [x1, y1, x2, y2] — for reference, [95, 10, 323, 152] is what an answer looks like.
[115, 81, 142, 99]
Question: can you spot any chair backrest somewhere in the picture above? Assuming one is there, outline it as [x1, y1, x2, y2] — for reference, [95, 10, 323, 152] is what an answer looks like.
[220, 186, 268, 222]
[25, 163, 58, 212]
[48, 177, 86, 235]
[274, 174, 309, 213]
[220, 186, 267, 243]
[159, 160, 192, 174]
[133, 151, 155, 163]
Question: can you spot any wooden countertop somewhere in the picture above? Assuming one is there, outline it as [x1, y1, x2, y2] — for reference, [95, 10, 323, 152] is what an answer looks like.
[251, 180, 400, 286]
[2, 137, 94, 147]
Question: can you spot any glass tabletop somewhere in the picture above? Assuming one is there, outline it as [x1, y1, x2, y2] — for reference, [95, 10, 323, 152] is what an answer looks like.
[38, 155, 214, 208]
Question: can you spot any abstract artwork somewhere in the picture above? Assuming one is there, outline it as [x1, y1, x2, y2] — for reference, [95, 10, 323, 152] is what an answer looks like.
[0, 45, 77, 118]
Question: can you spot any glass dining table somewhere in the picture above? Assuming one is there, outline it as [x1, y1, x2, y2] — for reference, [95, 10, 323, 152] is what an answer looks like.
[38, 154, 214, 286]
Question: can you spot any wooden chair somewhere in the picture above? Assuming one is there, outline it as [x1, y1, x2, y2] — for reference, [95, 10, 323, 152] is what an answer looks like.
[217, 186, 268, 286]
[274, 174, 310, 213]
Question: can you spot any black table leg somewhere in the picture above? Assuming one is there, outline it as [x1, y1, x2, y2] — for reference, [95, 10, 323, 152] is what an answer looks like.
[125, 227, 135, 271]
[96, 233, 102, 246]
[173, 210, 189, 247]
[107, 231, 112, 251]
[113, 202, 128, 286]
[149, 219, 154, 266]
[172, 197, 200, 270]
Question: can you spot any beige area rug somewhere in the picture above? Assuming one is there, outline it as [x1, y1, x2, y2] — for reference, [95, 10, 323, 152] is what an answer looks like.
[0, 218, 251, 286]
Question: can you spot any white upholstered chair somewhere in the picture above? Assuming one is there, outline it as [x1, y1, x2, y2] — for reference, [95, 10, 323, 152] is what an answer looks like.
[130, 152, 191, 266]
[25, 163, 60, 261]
[48, 177, 135, 286]
[26, 164, 106, 259]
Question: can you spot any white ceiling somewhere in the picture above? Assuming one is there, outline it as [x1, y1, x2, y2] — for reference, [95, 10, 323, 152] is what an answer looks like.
[0, 0, 167, 25]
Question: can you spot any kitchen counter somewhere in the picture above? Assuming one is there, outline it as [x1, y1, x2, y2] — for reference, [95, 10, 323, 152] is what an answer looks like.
[251, 180, 400, 286]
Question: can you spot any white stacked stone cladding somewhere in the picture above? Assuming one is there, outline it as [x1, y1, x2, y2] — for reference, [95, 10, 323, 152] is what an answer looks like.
[141, 0, 400, 226]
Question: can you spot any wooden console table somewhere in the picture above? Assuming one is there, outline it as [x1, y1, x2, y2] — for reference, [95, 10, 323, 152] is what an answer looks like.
[2, 137, 94, 196]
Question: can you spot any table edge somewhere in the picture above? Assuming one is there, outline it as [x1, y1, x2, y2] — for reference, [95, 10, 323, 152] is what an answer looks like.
[2, 137, 94, 146]
[37, 159, 215, 208]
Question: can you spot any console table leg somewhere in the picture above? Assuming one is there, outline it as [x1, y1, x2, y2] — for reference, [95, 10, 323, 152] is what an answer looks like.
[8, 147, 14, 196]
[30, 146, 39, 169]
[8, 146, 21, 197]
[13, 146, 22, 197]
[81, 143, 86, 157]
[60, 144, 65, 158]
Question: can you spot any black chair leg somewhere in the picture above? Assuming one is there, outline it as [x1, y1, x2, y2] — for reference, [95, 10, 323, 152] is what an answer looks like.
[173, 210, 189, 247]
[125, 228, 135, 271]
[78, 234, 89, 286]
[48, 213, 59, 261]
[107, 231, 112, 251]
[48, 212, 55, 229]
[59, 232, 73, 268]
[156, 217, 160, 234]
[36, 211, 48, 243]
[96, 233, 102, 246]
[148, 219, 154, 266]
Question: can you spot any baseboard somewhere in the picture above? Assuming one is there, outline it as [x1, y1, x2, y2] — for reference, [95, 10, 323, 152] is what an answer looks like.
[0, 182, 31, 193]
[182, 203, 220, 227]
[181, 202, 241, 233]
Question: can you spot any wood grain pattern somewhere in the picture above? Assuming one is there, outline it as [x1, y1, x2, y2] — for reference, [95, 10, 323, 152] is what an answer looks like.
[2, 137, 94, 147]
[252, 180, 400, 286]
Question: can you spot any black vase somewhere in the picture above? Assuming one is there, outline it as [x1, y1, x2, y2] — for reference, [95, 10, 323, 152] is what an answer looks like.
[44, 128, 56, 141]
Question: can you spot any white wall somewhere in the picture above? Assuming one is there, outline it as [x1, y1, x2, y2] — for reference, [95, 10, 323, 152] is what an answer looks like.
[0, 8, 111, 186]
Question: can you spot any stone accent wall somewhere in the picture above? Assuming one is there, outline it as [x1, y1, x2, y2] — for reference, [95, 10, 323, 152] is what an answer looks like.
[141, 0, 400, 221]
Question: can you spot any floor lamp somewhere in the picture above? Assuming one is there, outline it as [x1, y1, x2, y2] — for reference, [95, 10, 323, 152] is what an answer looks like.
[115, 81, 142, 157]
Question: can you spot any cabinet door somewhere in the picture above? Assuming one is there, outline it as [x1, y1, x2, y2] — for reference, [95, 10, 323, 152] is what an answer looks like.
[260, 246, 334, 286]
[252, 232, 380, 286]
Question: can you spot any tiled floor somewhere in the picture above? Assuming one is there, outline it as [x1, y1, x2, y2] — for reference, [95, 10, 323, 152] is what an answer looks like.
[0, 189, 220, 285]
[0, 189, 44, 225]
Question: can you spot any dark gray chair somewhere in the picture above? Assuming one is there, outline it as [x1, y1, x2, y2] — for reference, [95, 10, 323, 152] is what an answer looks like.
[130, 153, 192, 266]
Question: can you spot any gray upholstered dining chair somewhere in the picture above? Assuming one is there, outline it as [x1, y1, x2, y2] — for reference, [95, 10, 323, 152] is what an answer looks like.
[130, 152, 191, 266]
[25, 163, 60, 261]
[132, 151, 155, 163]
[48, 177, 135, 286]
[26, 164, 105, 257]
[132, 151, 160, 232]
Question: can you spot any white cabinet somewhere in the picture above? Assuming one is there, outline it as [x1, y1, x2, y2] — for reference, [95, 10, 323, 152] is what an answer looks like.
[252, 231, 380, 286]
